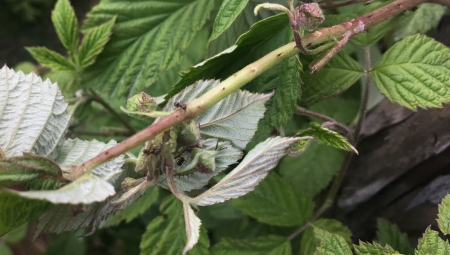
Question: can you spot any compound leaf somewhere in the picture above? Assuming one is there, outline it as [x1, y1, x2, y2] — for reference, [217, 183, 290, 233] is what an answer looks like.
[0, 66, 70, 159]
[77, 17, 116, 69]
[267, 54, 301, 128]
[371, 34, 450, 110]
[0, 191, 52, 236]
[354, 241, 398, 255]
[209, 0, 249, 42]
[301, 52, 363, 105]
[438, 194, 450, 235]
[14, 139, 125, 204]
[81, 0, 215, 97]
[51, 0, 79, 53]
[189, 137, 300, 206]
[301, 219, 352, 255]
[232, 172, 314, 227]
[0, 154, 63, 187]
[26, 47, 76, 71]
[313, 227, 353, 255]
[298, 122, 357, 153]
[376, 218, 413, 255]
[210, 235, 291, 255]
[416, 228, 450, 255]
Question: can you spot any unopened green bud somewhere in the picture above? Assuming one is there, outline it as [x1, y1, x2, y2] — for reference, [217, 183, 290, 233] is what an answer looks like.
[177, 120, 200, 147]
[126, 92, 157, 119]
[192, 148, 217, 173]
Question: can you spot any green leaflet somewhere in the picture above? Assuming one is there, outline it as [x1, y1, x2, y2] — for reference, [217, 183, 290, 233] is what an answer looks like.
[376, 219, 414, 255]
[0, 191, 52, 236]
[210, 235, 291, 255]
[209, 0, 249, 42]
[371, 34, 450, 110]
[0, 154, 63, 187]
[167, 13, 290, 99]
[266, 53, 302, 128]
[188, 137, 300, 206]
[77, 17, 116, 69]
[26, 47, 76, 71]
[14, 139, 125, 204]
[297, 122, 357, 153]
[44, 233, 86, 255]
[313, 227, 353, 255]
[279, 142, 344, 197]
[300, 219, 352, 255]
[80, 0, 215, 97]
[301, 52, 364, 106]
[51, 0, 79, 53]
[354, 241, 399, 255]
[416, 228, 450, 255]
[140, 196, 209, 255]
[104, 186, 159, 227]
[0, 66, 70, 159]
[232, 172, 313, 227]
[394, 3, 446, 41]
[438, 194, 450, 235]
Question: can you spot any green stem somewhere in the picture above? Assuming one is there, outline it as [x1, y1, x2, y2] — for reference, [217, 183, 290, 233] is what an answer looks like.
[287, 46, 374, 241]
[70, 0, 428, 179]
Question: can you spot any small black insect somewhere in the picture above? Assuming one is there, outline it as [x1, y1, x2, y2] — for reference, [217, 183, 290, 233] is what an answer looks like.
[174, 102, 187, 110]
[175, 156, 186, 166]
[143, 149, 151, 155]
[151, 148, 161, 155]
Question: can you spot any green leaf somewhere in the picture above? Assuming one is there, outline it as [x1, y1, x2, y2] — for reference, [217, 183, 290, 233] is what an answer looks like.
[313, 227, 353, 255]
[301, 52, 364, 105]
[301, 219, 352, 255]
[416, 228, 450, 255]
[81, 0, 215, 97]
[0, 66, 71, 159]
[182, 201, 202, 254]
[371, 34, 450, 110]
[51, 0, 79, 53]
[0, 154, 63, 187]
[394, 3, 446, 41]
[140, 195, 209, 255]
[77, 17, 116, 69]
[279, 143, 344, 197]
[232, 172, 314, 227]
[298, 122, 357, 153]
[267, 55, 301, 128]
[163, 79, 272, 150]
[167, 13, 290, 99]
[0, 244, 12, 255]
[209, 0, 249, 42]
[104, 186, 159, 227]
[437, 194, 450, 235]
[44, 233, 86, 255]
[14, 139, 125, 204]
[188, 137, 300, 206]
[354, 241, 398, 255]
[376, 218, 414, 255]
[26, 47, 75, 71]
[210, 235, 291, 255]
[0, 191, 52, 235]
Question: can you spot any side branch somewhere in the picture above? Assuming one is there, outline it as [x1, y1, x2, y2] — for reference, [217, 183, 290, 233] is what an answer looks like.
[73, 0, 427, 178]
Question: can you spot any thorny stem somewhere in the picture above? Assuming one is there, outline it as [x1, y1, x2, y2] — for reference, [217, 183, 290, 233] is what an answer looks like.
[71, 0, 429, 180]
[288, 46, 373, 241]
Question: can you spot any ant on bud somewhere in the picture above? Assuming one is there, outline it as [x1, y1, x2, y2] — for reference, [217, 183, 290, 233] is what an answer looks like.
[174, 102, 187, 110]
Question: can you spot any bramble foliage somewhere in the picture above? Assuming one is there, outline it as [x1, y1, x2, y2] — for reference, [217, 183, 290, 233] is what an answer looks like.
[1, 0, 450, 254]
